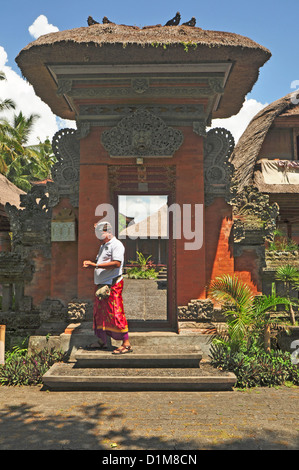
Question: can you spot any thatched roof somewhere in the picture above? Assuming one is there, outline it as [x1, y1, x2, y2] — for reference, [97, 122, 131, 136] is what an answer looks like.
[230, 92, 299, 192]
[0, 173, 25, 209]
[15, 23, 271, 120]
[119, 204, 168, 238]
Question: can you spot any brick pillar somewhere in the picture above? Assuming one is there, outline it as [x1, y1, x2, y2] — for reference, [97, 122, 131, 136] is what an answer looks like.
[77, 131, 110, 300]
[175, 128, 205, 306]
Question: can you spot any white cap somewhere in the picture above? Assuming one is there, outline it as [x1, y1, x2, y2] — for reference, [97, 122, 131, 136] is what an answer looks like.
[95, 220, 112, 239]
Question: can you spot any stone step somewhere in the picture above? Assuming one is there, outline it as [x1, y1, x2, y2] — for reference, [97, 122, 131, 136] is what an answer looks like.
[29, 322, 214, 360]
[42, 362, 237, 392]
[74, 346, 202, 368]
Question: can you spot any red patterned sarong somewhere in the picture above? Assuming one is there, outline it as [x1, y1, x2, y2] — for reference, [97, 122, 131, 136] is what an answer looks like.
[93, 280, 128, 341]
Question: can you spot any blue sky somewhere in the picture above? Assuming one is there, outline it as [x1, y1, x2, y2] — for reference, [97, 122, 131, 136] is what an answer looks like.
[0, 1, 298, 146]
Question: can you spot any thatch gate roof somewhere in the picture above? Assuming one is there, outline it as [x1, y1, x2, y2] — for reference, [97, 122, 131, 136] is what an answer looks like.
[16, 23, 271, 120]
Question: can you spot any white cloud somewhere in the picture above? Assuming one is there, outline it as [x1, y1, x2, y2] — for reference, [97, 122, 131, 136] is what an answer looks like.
[28, 15, 59, 39]
[209, 98, 268, 144]
[0, 46, 75, 145]
[119, 195, 168, 222]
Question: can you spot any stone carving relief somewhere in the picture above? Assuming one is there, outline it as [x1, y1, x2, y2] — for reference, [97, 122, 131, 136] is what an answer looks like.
[101, 108, 183, 157]
[131, 78, 149, 94]
[5, 185, 52, 257]
[48, 128, 80, 207]
[203, 127, 235, 205]
[229, 184, 280, 246]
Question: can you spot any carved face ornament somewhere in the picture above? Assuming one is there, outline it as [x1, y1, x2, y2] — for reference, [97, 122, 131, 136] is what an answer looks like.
[132, 130, 152, 153]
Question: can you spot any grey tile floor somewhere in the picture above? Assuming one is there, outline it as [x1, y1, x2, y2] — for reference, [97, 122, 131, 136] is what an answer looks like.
[122, 278, 167, 321]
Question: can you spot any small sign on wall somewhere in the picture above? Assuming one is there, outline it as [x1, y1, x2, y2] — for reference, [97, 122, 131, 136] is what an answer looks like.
[51, 208, 76, 242]
[51, 221, 76, 242]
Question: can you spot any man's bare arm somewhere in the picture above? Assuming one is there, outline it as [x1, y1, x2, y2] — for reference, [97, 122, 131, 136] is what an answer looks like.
[83, 260, 121, 269]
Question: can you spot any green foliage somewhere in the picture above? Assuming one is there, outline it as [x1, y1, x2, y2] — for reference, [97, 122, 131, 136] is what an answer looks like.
[208, 274, 289, 351]
[275, 264, 299, 325]
[126, 251, 158, 279]
[126, 266, 158, 279]
[1, 72, 57, 190]
[180, 41, 198, 53]
[267, 229, 299, 252]
[209, 343, 299, 388]
[275, 264, 299, 286]
[0, 346, 65, 386]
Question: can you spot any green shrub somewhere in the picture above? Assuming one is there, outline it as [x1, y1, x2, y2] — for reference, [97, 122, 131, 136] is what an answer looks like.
[126, 266, 158, 279]
[209, 343, 299, 388]
[0, 346, 65, 386]
[126, 251, 159, 279]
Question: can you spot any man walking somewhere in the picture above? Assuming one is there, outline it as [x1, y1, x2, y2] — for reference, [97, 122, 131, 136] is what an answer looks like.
[83, 221, 133, 354]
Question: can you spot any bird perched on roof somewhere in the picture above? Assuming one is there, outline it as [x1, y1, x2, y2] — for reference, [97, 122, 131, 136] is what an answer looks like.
[165, 12, 181, 26]
[102, 16, 114, 24]
[182, 17, 196, 27]
[87, 16, 99, 26]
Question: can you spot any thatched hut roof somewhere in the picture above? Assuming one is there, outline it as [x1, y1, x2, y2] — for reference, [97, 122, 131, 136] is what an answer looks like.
[230, 92, 299, 192]
[119, 204, 168, 238]
[0, 174, 25, 230]
[15, 23, 271, 120]
[0, 173, 25, 209]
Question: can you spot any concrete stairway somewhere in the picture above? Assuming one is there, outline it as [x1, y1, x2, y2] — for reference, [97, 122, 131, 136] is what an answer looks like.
[42, 323, 236, 391]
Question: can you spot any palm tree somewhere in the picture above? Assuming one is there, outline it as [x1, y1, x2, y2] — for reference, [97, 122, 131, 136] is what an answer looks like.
[0, 71, 15, 113]
[26, 138, 57, 181]
[208, 274, 289, 352]
[275, 265, 299, 325]
[1, 74, 56, 190]
[0, 70, 16, 173]
[252, 294, 288, 353]
[0, 111, 49, 191]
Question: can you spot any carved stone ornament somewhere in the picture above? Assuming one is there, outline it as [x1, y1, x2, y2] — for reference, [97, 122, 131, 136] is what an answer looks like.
[203, 127, 235, 205]
[229, 184, 280, 245]
[5, 185, 52, 258]
[101, 108, 183, 157]
[49, 128, 80, 207]
[193, 120, 206, 137]
[131, 78, 149, 94]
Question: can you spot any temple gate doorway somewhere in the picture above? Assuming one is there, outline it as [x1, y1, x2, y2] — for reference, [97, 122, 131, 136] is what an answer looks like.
[9, 19, 272, 341]
[114, 182, 175, 330]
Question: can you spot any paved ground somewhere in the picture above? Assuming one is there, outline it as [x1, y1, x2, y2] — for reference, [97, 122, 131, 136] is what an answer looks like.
[123, 278, 167, 321]
[0, 385, 298, 450]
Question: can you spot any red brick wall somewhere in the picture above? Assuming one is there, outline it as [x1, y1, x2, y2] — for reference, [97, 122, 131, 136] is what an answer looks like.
[175, 128, 205, 305]
[205, 198, 234, 286]
[25, 198, 78, 307]
[25, 252, 51, 306]
[77, 128, 111, 299]
[50, 199, 78, 302]
[234, 249, 262, 295]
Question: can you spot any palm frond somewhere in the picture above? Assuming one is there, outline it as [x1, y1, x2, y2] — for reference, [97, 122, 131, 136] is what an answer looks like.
[275, 265, 299, 284]
[208, 274, 254, 312]
[253, 294, 290, 315]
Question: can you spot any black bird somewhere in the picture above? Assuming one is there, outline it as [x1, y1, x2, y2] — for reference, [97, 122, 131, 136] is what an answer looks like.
[102, 16, 114, 24]
[165, 12, 181, 26]
[182, 17, 196, 27]
[87, 16, 99, 26]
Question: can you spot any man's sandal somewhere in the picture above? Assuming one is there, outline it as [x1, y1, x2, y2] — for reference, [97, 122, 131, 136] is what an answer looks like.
[112, 345, 133, 354]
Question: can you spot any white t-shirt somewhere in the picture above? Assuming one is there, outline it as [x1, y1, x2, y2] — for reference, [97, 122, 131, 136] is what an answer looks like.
[94, 236, 125, 285]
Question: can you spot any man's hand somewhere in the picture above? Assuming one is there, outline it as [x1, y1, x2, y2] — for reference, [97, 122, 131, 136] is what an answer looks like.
[83, 260, 95, 268]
